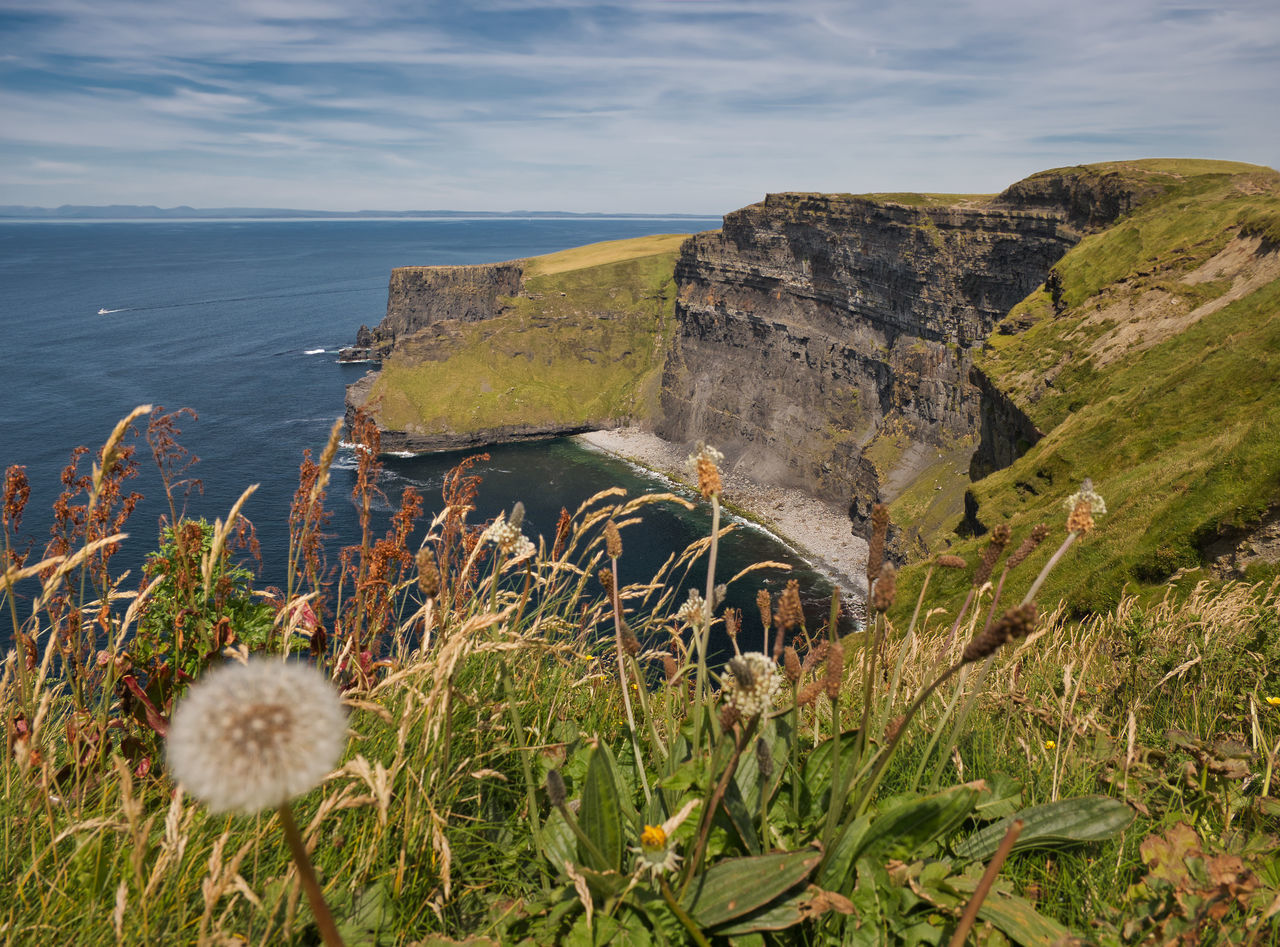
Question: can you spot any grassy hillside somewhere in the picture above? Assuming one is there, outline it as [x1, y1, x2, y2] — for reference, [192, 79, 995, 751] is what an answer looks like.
[366, 234, 688, 435]
[896, 159, 1280, 614]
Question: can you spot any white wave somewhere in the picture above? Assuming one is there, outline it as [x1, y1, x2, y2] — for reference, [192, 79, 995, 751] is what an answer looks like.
[387, 450, 418, 458]
[304, 348, 326, 355]
[97, 308, 127, 314]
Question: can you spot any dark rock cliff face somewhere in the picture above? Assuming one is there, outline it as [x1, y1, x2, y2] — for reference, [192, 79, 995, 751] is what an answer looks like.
[339, 263, 523, 362]
[656, 193, 1077, 528]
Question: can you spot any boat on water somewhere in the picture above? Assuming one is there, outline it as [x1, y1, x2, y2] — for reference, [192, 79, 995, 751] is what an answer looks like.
[98, 307, 110, 314]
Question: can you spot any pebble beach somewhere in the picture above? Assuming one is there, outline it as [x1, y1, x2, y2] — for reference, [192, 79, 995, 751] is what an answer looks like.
[574, 427, 869, 600]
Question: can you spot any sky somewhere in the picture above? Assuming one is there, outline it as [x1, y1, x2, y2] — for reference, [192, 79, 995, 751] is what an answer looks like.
[2, 0, 1278, 215]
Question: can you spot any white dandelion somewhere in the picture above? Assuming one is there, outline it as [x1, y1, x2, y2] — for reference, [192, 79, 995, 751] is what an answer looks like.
[167, 657, 347, 815]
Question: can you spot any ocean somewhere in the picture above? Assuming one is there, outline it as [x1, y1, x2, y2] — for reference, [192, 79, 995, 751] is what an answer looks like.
[0, 218, 846, 656]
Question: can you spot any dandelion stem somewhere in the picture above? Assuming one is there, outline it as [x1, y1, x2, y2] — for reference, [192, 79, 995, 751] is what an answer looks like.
[277, 803, 345, 947]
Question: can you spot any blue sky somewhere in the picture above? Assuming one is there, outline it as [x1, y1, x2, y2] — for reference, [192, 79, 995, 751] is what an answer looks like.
[2, 0, 1277, 214]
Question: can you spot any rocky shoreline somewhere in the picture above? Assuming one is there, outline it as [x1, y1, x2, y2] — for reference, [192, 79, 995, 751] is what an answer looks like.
[573, 427, 870, 600]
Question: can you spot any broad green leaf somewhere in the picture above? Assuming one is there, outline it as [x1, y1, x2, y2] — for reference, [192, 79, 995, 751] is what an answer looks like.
[682, 845, 822, 929]
[542, 806, 577, 876]
[855, 782, 984, 861]
[802, 727, 862, 792]
[733, 717, 789, 813]
[954, 795, 1134, 862]
[949, 876, 1074, 946]
[974, 773, 1024, 821]
[579, 742, 625, 872]
[815, 813, 871, 893]
[718, 775, 762, 854]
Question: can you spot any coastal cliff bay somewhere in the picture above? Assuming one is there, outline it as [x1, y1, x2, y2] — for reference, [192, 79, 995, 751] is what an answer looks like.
[345, 159, 1280, 610]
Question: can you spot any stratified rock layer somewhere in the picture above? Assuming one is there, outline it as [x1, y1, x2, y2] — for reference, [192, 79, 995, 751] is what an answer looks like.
[655, 193, 1077, 530]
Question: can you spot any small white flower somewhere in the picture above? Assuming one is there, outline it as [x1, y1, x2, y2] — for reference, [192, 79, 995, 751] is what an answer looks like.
[720, 651, 783, 719]
[1062, 478, 1106, 515]
[484, 512, 534, 558]
[167, 658, 347, 814]
[675, 589, 706, 625]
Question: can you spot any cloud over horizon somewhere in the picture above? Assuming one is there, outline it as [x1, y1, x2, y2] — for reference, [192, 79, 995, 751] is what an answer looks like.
[2, 0, 1277, 214]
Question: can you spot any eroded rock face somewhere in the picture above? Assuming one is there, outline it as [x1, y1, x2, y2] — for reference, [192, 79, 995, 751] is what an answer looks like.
[339, 263, 523, 362]
[656, 193, 1076, 515]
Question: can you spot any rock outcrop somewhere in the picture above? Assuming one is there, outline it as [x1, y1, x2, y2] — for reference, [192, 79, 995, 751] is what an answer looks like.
[339, 263, 523, 362]
[655, 192, 1078, 533]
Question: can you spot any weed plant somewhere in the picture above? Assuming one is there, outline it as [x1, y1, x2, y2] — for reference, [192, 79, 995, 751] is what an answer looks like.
[1, 409, 1277, 945]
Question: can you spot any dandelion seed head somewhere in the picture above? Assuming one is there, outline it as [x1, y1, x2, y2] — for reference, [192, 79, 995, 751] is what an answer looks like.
[167, 658, 347, 815]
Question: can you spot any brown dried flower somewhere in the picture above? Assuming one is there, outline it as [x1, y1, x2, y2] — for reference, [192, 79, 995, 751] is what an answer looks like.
[961, 603, 1038, 664]
[871, 562, 897, 613]
[973, 524, 1012, 587]
[598, 567, 615, 599]
[415, 547, 440, 598]
[797, 679, 824, 707]
[604, 520, 623, 559]
[775, 579, 804, 633]
[783, 646, 802, 684]
[1066, 501, 1094, 535]
[661, 653, 679, 685]
[866, 503, 890, 584]
[756, 588, 772, 631]
[823, 643, 844, 700]
[546, 769, 567, 808]
[619, 619, 640, 656]
[686, 442, 724, 500]
[935, 554, 967, 569]
[1006, 523, 1050, 570]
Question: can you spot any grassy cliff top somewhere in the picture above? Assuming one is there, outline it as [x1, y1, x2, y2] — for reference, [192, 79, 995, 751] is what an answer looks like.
[522, 233, 692, 277]
[365, 234, 685, 436]
[895, 160, 1280, 615]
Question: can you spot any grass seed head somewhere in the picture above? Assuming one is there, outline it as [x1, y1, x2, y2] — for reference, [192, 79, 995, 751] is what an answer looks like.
[1006, 524, 1050, 570]
[775, 579, 804, 633]
[936, 554, 967, 569]
[961, 603, 1039, 665]
[415, 547, 441, 598]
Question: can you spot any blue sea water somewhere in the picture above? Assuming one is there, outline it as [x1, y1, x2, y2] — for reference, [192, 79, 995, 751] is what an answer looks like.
[0, 218, 846, 656]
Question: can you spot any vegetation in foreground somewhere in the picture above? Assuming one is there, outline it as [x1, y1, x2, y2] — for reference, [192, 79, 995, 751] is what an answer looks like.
[1, 408, 1278, 945]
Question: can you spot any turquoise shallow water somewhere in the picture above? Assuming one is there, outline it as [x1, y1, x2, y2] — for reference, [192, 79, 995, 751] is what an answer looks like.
[0, 218, 844, 656]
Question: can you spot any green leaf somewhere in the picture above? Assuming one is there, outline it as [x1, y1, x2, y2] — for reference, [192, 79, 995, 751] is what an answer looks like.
[955, 795, 1134, 862]
[949, 876, 1074, 946]
[543, 808, 577, 876]
[815, 813, 871, 893]
[682, 845, 822, 929]
[855, 782, 984, 862]
[579, 742, 625, 872]
[974, 773, 1024, 822]
[802, 727, 861, 796]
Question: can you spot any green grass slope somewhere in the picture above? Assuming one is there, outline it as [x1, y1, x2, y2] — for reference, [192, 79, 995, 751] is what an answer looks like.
[366, 234, 688, 436]
[897, 159, 1280, 614]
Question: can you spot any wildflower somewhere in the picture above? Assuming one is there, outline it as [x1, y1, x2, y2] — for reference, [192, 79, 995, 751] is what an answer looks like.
[631, 799, 697, 880]
[1063, 479, 1107, 516]
[1266, 697, 1280, 708]
[721, 652, 783, 719]
[167, 658, 347, 815]
[484, 512, 535, 560]
[1044, 739, 1056, 750]
[686, 442, 724, 500]
[675, 589, 706, 625]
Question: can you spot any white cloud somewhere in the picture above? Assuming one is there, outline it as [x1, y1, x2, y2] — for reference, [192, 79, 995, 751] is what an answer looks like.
[1, 0, 1276, 211]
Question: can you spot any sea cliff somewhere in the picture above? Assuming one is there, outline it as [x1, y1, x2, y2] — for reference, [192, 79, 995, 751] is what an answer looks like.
[344, 160, 1280, 603]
